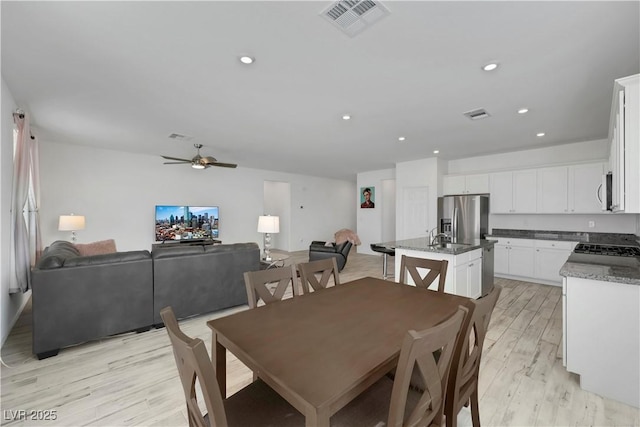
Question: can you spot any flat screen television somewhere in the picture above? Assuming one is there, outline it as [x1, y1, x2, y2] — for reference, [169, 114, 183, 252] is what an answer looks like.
[155, 205, 219, 242]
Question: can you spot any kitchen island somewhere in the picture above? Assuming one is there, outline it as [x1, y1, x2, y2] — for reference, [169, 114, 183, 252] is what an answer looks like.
[560, 250, 640, 409]
[374, 237, 495, 299]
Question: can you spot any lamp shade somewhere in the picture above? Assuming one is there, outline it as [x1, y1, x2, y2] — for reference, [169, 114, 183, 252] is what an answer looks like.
[58, 215, 86, 231]
[257, 215, 279, 233]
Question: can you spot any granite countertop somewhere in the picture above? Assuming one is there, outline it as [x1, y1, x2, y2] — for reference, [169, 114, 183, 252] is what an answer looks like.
[374, 237, 495, 256]
[488, 228, 640, 285]
[560, 259, 640, 285]
[487, 228, 640, 246]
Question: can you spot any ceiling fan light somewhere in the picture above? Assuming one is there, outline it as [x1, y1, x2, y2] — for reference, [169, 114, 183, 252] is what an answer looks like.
[192, 163, 205, 170]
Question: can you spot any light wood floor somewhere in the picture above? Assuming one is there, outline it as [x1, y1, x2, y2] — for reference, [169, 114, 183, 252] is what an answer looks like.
[1, 250, 639, 426]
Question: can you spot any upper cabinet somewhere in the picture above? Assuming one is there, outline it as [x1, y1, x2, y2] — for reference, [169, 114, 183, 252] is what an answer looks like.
[537, 163, 604, 214]
[490, 170, 537, 213]
[608, 74, 639, 213]
[442, 173, 489, 195]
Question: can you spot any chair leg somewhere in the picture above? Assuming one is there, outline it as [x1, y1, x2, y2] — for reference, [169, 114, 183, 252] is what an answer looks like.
[470, 389, 481, 427]
[382, 253, 388, 279]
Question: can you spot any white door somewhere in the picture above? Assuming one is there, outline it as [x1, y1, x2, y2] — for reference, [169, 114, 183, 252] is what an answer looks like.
[513, 170, 537, 213]
[467, 259, 482, 299]
[494, 245, 509, 275]
[509, 246, 535, 277]
[466, 174, 490, 194]
[537, 166, 568, 213]
[401, 186, 429, 239]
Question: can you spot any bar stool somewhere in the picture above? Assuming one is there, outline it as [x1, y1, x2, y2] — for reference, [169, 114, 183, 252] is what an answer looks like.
[370, 244, 395, 279]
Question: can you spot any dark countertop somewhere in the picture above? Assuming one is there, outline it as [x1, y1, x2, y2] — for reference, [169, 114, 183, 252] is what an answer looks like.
[487, 228, 640, 246]
[560, 258, 640, 285]
[374, 237, 494, 256]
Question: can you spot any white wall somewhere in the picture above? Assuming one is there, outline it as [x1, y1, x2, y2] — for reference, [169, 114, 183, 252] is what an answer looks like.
[39, 141, 355, 253]
[1, 78, 31, 346]
[395, 158, 447, 240]
[263, 181, 290, 251]
[356, 169, 395, 255]
[447, 139, 609, 174]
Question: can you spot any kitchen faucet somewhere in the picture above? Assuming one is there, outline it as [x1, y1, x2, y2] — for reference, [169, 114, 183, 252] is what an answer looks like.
[429, 227, 449, 245]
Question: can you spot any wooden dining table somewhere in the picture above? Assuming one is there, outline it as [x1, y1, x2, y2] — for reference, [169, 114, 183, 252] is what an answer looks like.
[207, 276, 474, 427]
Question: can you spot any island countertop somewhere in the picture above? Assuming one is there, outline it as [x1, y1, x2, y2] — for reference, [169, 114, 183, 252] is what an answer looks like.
[374, 237, 495, 256]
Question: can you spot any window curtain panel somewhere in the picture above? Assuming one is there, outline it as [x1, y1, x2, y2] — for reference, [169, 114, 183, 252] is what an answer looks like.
[11, 112, 41, 293]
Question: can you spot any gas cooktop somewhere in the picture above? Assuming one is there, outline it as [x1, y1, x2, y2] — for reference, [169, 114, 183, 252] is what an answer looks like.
[574, 243, 640, 257]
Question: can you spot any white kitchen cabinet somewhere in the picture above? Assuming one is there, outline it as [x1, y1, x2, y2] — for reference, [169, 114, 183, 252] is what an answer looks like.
[394, 248, 482, 299]
[608, 74, 639, 213]
[490, 170, 537, 213]
[569, 163, 605, 213]
[491, 238, 535, 278]
[537, 163, 604, 214]
[537, 166, 569, 213]
[442, 173, 489, 195]
[565, 276, 639, 408]
[534, 240, 577, 284]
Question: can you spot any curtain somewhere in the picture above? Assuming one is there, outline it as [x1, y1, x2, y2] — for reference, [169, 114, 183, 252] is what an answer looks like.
[10, 112, 41, 293]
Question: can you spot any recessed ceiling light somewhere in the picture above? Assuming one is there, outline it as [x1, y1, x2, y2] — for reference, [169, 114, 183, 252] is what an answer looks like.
[518, 108, 529, 114]
[433, 150, 440, 154]
[537, 132, 546, 137]
[398, 136, 406, 142]
[342, 114, 351, 120]
[239, 56, 254, 64]
[482, 62, 498, 71]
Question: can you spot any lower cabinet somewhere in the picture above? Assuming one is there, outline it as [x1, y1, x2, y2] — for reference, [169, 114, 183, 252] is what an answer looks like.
[492, 238, 535, 278]
[490, 238, 577, 286]
[564, 276, 640, 408]
[394, 248, 482, 299]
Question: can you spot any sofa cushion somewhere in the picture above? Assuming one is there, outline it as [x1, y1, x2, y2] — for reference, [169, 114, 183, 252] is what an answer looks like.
[73, 239, 117, 257]
[37, 241, 80, 269]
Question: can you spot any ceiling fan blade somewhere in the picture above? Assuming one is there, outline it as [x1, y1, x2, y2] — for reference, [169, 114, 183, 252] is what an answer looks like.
[163, 161, 190, 165]
[201, 156, 218, 164]
[161, 155, 191, 162]
[210, 162, 238, 168]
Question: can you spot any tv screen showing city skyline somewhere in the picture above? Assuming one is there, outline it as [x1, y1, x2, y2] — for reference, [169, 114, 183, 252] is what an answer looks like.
[155, 205, 219, 241]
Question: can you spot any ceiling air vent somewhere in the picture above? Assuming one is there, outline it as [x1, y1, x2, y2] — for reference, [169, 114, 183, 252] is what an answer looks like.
[463, 108, 491, 121]
[321, 0, 390, 38]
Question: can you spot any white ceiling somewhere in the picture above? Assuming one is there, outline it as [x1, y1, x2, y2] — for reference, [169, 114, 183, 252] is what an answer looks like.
[2, 1, 639, 180]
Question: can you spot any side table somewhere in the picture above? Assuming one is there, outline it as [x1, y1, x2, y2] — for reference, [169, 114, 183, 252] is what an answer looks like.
[259, 253, 290, 270]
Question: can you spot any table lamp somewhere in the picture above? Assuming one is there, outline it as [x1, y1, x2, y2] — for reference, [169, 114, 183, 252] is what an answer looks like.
[257, 215, 279, 261]
[58, 214, 86, 242]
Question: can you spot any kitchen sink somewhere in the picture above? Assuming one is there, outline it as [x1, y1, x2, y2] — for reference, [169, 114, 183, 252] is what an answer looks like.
[428, 242, 472, 249]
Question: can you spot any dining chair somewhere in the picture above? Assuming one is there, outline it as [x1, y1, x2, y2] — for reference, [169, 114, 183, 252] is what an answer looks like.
[331, 305, 469, 427]
[243, 264, 299, 309]
[399, 255, 449, 292]
[445, 285, 502, 427]
[159, 307, 304, 427]
[298, 257, 341, 294]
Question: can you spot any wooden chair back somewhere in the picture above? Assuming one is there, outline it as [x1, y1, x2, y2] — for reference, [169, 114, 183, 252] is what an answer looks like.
[243, 265, 299, 308]
[298, 258, 341, 294]
[388, 306, 468, 427]
[160, 307, 226, 427]
[399, 255, 449, 292]
[445, 285, 502, 427]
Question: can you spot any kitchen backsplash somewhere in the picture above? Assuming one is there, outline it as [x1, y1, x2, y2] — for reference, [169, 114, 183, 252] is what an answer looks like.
[489, 213, 638, 234]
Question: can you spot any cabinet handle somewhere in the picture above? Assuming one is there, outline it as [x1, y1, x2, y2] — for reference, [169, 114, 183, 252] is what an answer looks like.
[468, 263, 474, 267]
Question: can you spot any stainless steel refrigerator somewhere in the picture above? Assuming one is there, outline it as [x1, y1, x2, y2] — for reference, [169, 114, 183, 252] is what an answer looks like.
[437, 194, 493, 296]
[437, 194, 489, 243]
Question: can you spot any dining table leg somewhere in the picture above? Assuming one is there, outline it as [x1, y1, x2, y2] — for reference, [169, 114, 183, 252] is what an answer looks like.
[211, 331, 226, 398]
[306, 407, 330, 427]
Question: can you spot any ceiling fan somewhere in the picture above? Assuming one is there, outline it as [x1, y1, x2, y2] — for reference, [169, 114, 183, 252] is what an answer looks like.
[162, 144, 237, 169]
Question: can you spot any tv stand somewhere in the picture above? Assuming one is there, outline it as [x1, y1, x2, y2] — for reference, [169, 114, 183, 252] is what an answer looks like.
[152, 239, 221, 250]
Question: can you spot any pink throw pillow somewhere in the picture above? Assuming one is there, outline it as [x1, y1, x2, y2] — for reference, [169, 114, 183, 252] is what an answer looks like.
[73, 239, 117, 257]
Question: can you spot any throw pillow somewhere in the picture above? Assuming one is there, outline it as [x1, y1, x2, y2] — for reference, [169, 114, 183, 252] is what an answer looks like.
[74, 239, 117, 257]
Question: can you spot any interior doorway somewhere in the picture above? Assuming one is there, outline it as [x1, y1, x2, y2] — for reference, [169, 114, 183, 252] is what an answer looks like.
[263, 181, 291, 251]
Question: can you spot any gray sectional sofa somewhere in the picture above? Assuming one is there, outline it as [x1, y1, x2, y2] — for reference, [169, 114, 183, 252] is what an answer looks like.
[31, 240, 259, 359]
